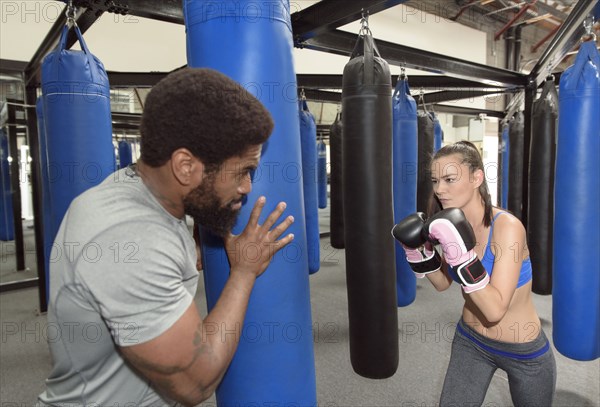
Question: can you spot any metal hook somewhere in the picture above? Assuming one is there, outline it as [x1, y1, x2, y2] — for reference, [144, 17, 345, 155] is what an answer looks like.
[360, 10, 369, 27]
[65, 1, 77, 27]
[399, 67, 406, 81]
[582, 15, 597, 42]
[359, 9, 371, 36]
[418, 88, 428, 112]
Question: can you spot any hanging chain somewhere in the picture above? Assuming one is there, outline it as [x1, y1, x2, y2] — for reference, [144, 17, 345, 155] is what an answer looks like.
[582, 15, 596, 42]
[398, 67, 407, 82]
[359, 10, 371, 36]
[65, 0, 77, 27]
[419, 88, 428, 112]
[300, 88, 306, 101]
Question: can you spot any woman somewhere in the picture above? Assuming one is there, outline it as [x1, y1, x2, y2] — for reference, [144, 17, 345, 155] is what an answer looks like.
[399, 141, 556, 406]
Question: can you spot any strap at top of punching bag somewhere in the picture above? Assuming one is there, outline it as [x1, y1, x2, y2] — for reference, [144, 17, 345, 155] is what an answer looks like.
[533, 78, 559, 114]
[561, 41, 600, 91]
[393, 76, 413, 106]
[42, 24, 109, 96]
[348, 24, 383, 88]
[299, 99, 311, 116]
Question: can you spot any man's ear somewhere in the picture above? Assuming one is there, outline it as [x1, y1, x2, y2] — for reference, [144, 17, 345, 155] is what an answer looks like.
[170, 148, 205, 186]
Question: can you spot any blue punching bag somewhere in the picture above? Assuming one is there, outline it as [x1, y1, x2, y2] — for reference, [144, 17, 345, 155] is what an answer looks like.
[299, 100, 320, 274]
[118, 140, 133, 169]
[184, 1, 317, 404]
[41, 24, 115, 269]
[432, 112, 443, 153]
[392, 77, 417, 306]
[553, 40, 600, 361]
[317, 140, 328, 209]
[0, 129, 15, 241]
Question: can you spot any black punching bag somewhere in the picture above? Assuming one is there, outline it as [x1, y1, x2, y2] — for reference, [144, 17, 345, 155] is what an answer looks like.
[528, 80, 557, 295]
[329, 111, 344, 249]
[342, 30, 398, 379]
[417, 112, 434, 213]
[508, 112, 525, 220]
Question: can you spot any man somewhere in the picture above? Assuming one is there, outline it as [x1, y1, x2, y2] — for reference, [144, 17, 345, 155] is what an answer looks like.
[38, 68, 294, 406]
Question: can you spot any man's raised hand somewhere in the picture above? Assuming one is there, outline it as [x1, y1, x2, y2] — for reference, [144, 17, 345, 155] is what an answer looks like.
[224, 196, 295, 278]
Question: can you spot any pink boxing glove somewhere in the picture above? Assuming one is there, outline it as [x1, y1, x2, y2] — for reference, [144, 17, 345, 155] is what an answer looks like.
[424, 208, 489, 293]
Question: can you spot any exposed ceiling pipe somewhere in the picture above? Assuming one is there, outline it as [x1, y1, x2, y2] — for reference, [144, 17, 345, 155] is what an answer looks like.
[494, 0, 538, 40]
[485, 0, 564, 28]
[485, 3, 524, 15]
[450, 0, 479, 21]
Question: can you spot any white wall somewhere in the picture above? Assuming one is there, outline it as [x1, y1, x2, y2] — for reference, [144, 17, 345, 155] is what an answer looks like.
[294, 3, 487, 76]
[2, 1, 486, 82]
[1, 1, 188, 72]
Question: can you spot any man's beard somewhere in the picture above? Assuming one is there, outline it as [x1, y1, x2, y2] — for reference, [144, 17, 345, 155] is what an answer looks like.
[183, 174, 244, 237]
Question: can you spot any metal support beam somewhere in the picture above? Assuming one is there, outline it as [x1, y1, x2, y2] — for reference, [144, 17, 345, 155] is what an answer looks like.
[69, 0, 183, 23]
[108, 71, 169, 88]
[107, 72, 506, 91]
[302, 89, 342, 103]
[0, 59, 27, 77]
[111, 112, 142, 132]
[420, 89, 515, 105]
[292, 0, 409, 44]
[301, 29, 528, 87]
[24, 86, 48, 312]
[528, 0, 598, 87]
[497, 120, 505, 207]
[521, 84, 536, 230]
[429, 104, 505, 119]
[301, 87, 514, 107]
[24, 6, 103, 87]
[0, 278, 40, 294]
[297, 74, 506, 89]
[5, 101, 25, 271]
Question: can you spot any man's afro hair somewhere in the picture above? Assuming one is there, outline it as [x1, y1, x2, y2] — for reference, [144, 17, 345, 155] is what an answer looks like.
[140, 67, 274, 168]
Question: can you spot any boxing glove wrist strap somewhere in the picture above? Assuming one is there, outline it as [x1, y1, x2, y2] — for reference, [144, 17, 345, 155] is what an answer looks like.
[408, 249, 442, 278]
[455, 253, 489, 293]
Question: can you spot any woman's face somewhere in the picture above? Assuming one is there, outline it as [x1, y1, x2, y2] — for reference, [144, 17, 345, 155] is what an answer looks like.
[430, 153, 482, 209]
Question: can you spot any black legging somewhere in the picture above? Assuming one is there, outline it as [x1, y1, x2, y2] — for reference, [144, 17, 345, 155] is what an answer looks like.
[440, 319, 556, 407]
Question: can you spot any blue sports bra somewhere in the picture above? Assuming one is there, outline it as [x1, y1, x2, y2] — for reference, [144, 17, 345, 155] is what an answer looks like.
[448, 212, 532, 288]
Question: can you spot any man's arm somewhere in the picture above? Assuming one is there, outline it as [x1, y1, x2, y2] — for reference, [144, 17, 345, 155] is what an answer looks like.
[121, 198, 294, 406]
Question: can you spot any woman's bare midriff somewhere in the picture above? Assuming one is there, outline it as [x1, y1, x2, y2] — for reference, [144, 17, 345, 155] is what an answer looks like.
[462, 281, 542, 343]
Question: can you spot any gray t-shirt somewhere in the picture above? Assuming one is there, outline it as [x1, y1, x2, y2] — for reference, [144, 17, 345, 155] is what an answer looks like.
[38, 166, 199, 406]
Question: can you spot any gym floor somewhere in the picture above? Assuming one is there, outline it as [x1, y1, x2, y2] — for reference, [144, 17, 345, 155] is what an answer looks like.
[1, 208, 599, 406]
